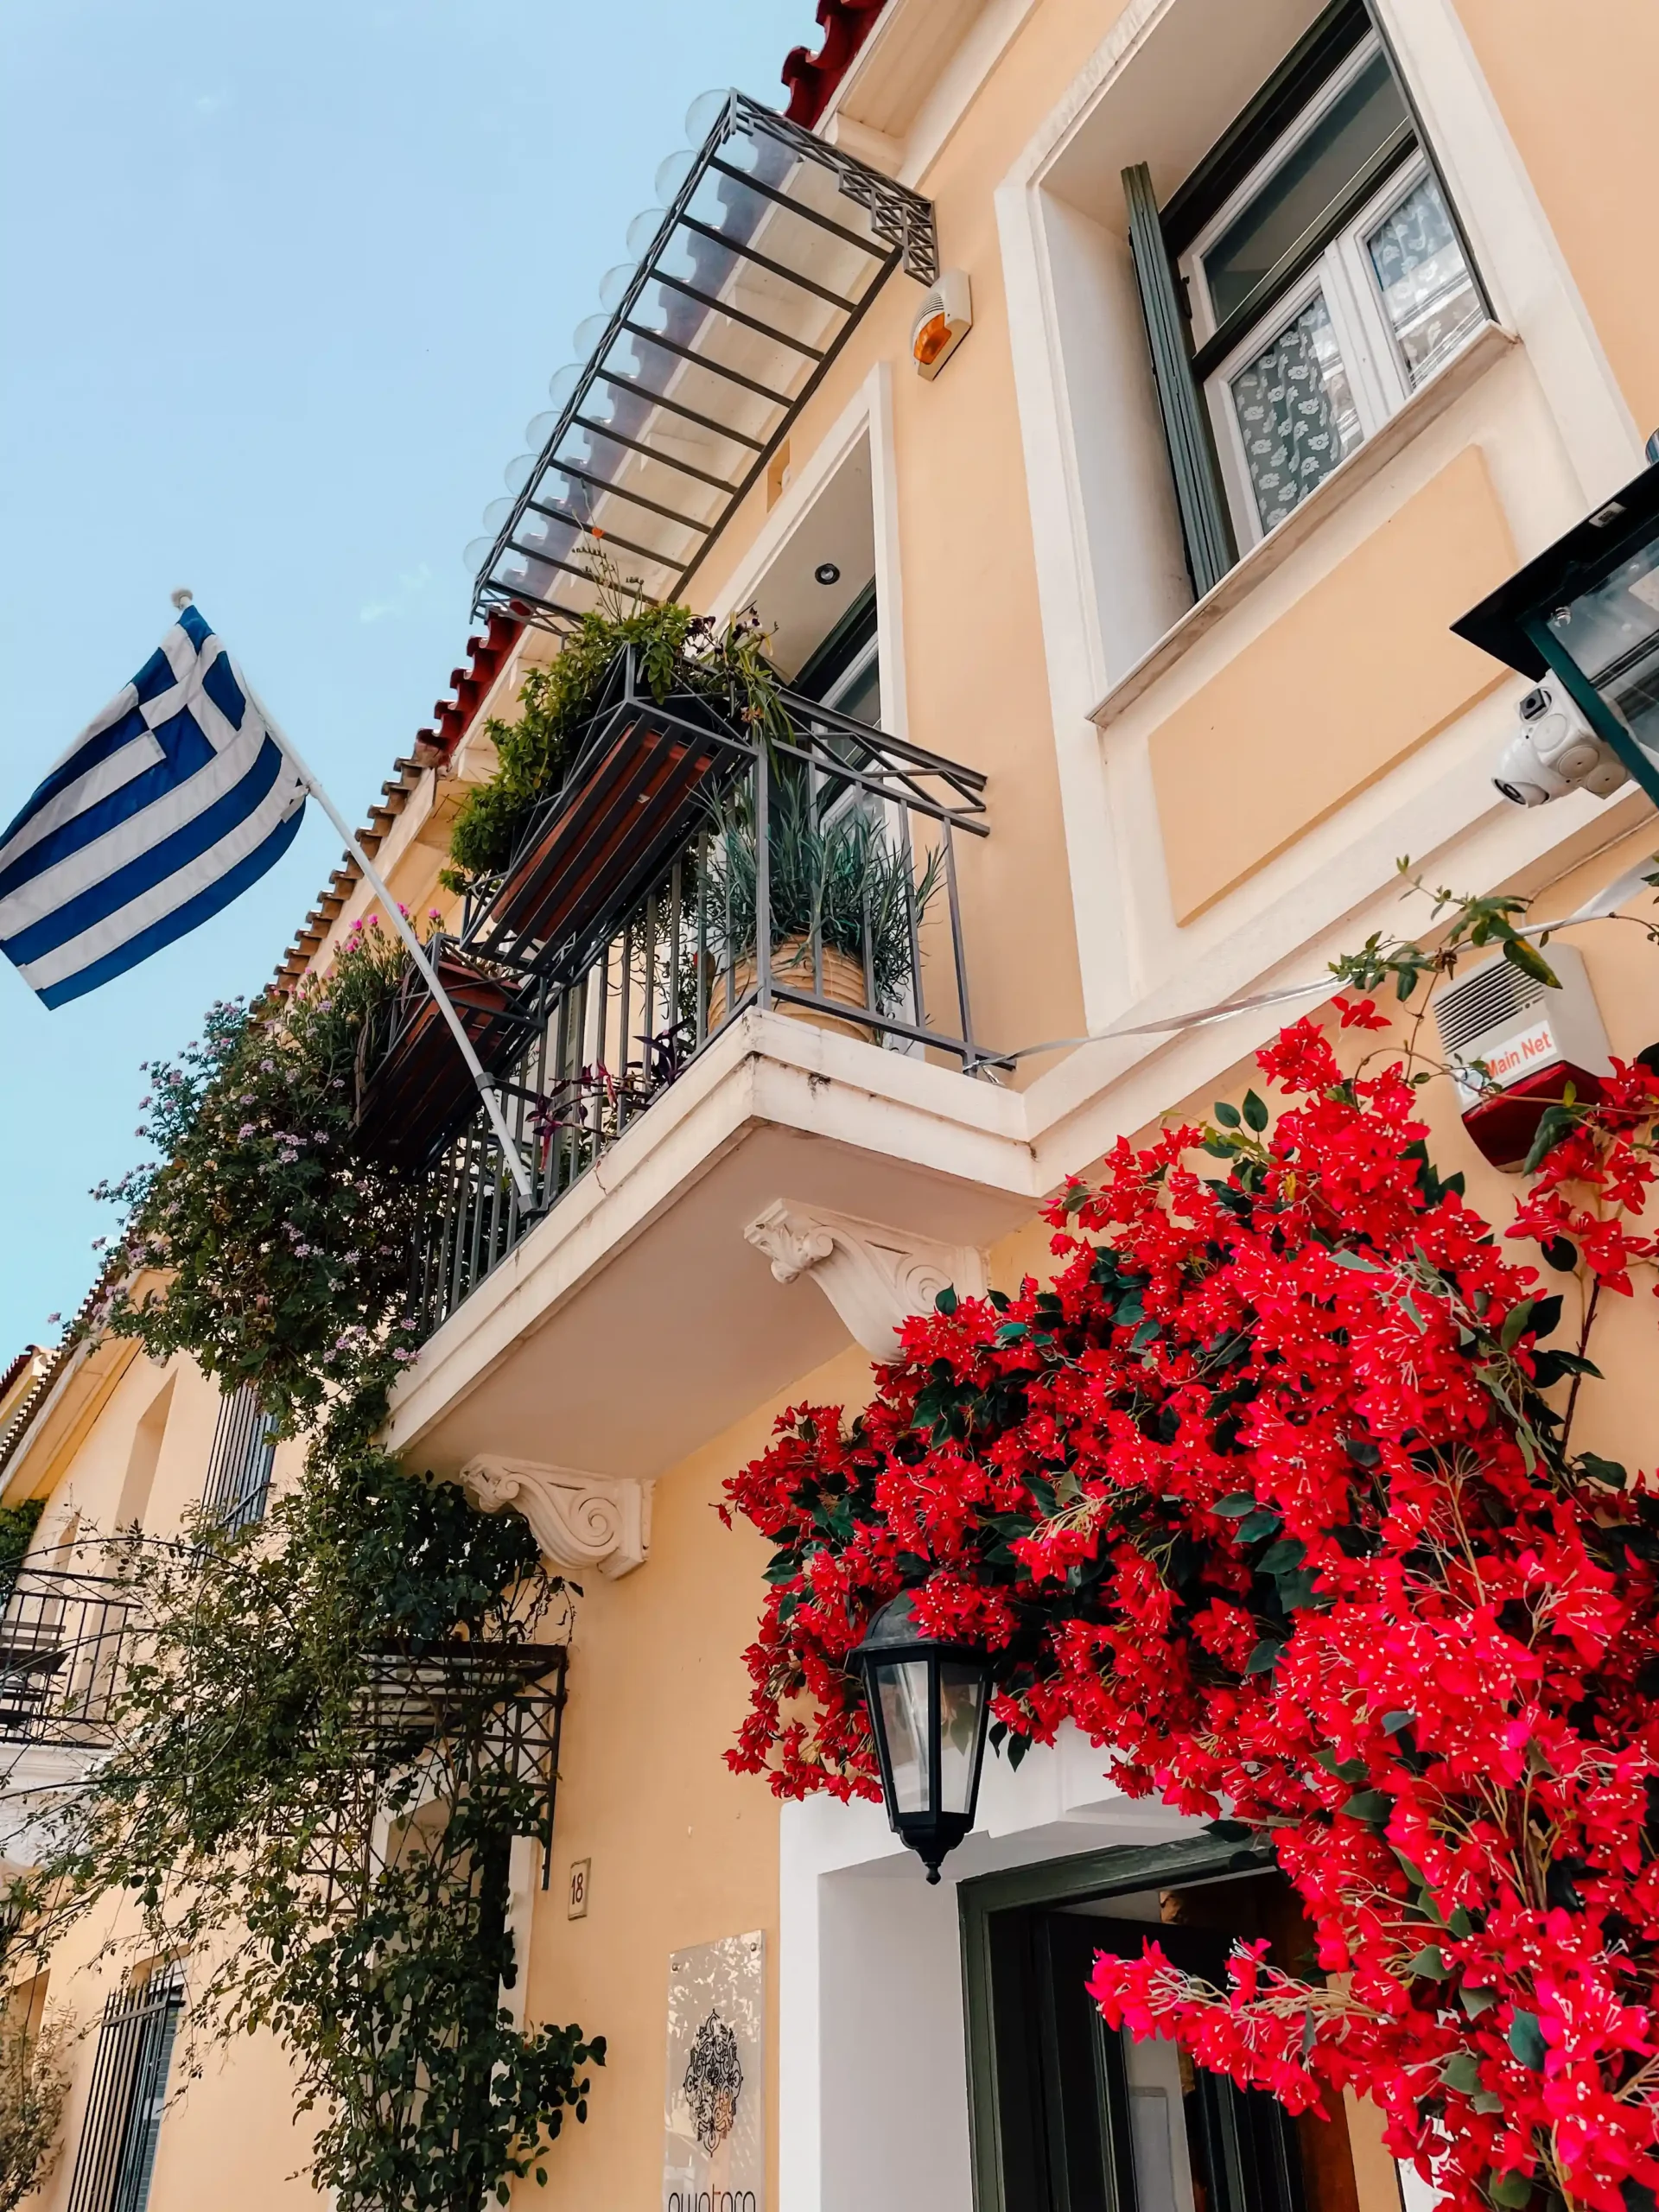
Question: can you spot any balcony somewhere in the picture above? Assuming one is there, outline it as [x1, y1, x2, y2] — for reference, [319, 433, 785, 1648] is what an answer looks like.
[0, 1554, 140, 1755]
[370, 649, 991, 1339]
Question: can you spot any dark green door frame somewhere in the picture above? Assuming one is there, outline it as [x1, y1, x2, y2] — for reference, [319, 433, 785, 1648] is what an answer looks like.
[958, 1833, 1274, 2212]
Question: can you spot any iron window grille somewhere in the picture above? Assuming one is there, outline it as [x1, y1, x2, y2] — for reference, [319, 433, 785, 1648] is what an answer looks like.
[66, 1965, 184, 2212]
[0, 1554, 141, 1751]
[301, 1641, 570, 1901]
[470, 91, 937, 632]
[403, 646, 988, 1335]
[200, 1385, 277, 1536]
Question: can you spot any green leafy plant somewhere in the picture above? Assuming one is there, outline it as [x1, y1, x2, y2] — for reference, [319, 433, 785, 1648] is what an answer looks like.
[0, 1998, 69, 2212]
[14, 1396, 601, 2212]
[443, 544, 785, 896]
[0, 1500, 42, 1600]
[26, 924, 608, 2212]
[702, 772, 944, 1013]
[97, 917, 419, 1432]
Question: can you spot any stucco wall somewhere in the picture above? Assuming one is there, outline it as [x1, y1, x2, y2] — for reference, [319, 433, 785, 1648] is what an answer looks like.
[517, 1338, 870, 2212]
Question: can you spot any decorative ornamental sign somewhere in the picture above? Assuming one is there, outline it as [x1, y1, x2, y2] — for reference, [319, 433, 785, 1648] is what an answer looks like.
[663, 1931, 765, 2212]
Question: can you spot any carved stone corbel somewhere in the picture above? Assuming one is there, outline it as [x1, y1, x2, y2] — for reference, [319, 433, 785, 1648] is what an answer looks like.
[743, 1200, 987, 1359]
[459, 1457, 652, 1578]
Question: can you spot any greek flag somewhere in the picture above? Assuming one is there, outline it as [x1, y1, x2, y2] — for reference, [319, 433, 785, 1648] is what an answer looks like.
[0, 604, 307, 1007]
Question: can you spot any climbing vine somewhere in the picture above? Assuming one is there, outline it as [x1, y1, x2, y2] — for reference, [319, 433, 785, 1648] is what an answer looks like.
[12, 926, 603, 2212]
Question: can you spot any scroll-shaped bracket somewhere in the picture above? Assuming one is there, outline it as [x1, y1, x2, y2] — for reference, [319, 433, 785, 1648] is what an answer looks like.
[743, 1200, 988, 1359]
[459, 1457, 652, 1579]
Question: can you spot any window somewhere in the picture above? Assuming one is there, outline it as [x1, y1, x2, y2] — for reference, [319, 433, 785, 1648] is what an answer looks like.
[792, 581, 880, 723]
[1126, 1, 1488, 584]
[201, 1385, 276, 1536]
[66, 1966, 183, 2212]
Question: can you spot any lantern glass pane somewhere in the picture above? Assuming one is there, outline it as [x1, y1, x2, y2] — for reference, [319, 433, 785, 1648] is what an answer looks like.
[1548, 542, 1659, 761]
[875, 1659, 931, 1815]
[938, 1661, 987, 1815]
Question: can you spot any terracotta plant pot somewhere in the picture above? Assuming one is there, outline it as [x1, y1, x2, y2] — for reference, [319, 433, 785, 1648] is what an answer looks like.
[707, 938, 874, 1045]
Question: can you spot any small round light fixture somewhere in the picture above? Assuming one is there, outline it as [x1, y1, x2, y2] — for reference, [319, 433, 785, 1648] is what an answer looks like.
[814, 562, 841, 587]
[851, 1590, 993, 1883]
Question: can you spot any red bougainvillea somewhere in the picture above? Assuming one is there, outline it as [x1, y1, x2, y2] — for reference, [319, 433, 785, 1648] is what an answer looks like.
[722, 1006, 1659, 2212]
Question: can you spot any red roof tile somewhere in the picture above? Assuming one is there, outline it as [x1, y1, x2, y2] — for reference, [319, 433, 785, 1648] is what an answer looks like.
[782, 0, 890, 127]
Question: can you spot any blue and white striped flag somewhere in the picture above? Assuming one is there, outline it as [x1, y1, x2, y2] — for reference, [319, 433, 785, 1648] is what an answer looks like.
[0, 604, 307, 1007]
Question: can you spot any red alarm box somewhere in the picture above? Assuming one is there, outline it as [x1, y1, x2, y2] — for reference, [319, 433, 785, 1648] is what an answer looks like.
[1433, 944, 1611, 1171]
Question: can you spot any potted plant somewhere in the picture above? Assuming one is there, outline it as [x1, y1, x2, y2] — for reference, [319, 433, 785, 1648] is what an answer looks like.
[702, 773, 943, 1044]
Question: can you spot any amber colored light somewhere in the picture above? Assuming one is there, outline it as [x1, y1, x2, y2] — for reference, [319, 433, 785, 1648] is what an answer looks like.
[912, 312, 954, 367]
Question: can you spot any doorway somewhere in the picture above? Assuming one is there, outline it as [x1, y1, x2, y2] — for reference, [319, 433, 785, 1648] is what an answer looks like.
[962, 1838, 1405, 2212]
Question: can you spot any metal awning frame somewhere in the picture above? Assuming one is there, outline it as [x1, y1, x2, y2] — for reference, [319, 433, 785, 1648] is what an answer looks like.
[474, 92, 938, 633]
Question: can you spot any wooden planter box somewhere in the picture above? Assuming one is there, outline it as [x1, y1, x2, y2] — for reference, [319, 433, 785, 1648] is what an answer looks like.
[467, 696, 725, 970]
[353, 950, 524, 1172]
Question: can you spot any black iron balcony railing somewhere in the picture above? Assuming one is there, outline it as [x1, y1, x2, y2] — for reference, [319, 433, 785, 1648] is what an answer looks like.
[402, 649, 989, 1338]
[0, 1557, 142, 1752]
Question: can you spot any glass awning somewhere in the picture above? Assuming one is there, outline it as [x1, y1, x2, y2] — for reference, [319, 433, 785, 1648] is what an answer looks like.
[468, 92, 938, 632]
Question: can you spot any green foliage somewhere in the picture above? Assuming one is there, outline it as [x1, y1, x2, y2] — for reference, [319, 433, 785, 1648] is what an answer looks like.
[0, 1498, 42, 1597]
[48, 928, 607, 2211]
[702, 771, 944, 1011]
[442, 550, 786, 896]
[16, 1423, 598, 2212]
[1329, 861, 1565, 1005]
[97, 920, 419, 1432]
[0, 2000, 69, 2212]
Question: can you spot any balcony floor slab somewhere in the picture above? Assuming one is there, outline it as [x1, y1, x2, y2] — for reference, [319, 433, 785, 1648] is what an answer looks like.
[385, 1010, 1039, 1481]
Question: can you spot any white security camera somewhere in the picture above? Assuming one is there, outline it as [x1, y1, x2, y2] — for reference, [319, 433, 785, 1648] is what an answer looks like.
[1492, 679, 1630, 807]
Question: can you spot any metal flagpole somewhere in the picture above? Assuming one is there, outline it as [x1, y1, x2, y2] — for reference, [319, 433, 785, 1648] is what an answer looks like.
[226, 656, 537, 1208]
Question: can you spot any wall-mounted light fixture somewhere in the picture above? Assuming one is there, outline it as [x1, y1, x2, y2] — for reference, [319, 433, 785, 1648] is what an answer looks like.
[851, 1590, 992, 1882]
[910, 270, 972, 381]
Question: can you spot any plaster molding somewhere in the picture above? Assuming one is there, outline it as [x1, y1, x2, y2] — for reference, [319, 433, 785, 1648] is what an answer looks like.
[459, 1456, 652, 1578]
[743, 1199, 986, 1358]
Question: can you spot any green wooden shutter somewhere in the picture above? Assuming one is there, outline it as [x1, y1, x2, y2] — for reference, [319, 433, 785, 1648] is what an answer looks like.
[1122, 161, 1236, 600]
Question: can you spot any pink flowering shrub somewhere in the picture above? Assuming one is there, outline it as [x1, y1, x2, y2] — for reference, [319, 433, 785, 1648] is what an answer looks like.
[723, 1006, 1659, 2212]
[99, 922, 420, 1428]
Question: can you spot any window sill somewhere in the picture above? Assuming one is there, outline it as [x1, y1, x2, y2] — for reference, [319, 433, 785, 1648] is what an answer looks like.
[1090, 318, 1518, 731]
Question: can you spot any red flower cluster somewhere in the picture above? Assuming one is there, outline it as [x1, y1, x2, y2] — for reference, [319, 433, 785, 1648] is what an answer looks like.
[723, 1014, 1659, 2212]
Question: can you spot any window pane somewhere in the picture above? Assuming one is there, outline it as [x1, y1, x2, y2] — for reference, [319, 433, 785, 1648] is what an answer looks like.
[937, 1660, 985, 1815]
[1366, 174, 1484, 386]
[1230, 291, 1363, 532]
[1204, 51, 1407, 325]
[875, 1658, 931, 1814]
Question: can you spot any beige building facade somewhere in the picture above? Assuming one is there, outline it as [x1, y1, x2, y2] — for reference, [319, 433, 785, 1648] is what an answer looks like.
[8, 2, 1659, 2209]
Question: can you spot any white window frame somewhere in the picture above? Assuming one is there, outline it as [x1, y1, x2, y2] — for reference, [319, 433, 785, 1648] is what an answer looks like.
[1179, 35, 1487, 549]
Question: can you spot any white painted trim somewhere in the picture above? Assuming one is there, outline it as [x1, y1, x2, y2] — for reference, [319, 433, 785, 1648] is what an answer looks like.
[1369, 0, 1641, 503]
[705, 363, 910, 741]
[1090, 320, 1516, 728]
[992, 0, 1647, 1041]
[459, 1456, 653, 1578]
[742, 1199, 987, 1356]
[385, 1008, 1036, 1462]
[817, 0, 1040, 193]
[994, 170, 1128, 1032]
[901, 0, 1040, 191]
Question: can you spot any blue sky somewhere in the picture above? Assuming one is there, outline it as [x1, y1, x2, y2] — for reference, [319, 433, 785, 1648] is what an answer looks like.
[0, 0, 817, 1357]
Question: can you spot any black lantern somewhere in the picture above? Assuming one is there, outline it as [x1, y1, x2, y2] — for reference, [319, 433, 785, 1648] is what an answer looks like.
[1453, 459, 1659, 810]
[851, 1591, 993, 1883]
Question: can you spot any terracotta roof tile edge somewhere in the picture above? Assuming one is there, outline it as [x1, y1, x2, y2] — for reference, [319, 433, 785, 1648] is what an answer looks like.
[782, 0, 890, 126]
